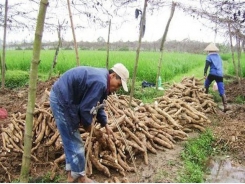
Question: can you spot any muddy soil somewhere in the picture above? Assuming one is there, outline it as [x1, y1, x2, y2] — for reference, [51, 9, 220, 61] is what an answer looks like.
[0, 77, 244, 183]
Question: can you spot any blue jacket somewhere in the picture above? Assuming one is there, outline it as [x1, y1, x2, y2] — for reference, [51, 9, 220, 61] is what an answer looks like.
[205, 53, 223, 77]
[52, 66, 109, 129]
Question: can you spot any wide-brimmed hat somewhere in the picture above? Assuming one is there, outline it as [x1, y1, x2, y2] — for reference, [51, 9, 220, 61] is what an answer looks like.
[204, 43, 219, 52]
[111, 63, 129, 92]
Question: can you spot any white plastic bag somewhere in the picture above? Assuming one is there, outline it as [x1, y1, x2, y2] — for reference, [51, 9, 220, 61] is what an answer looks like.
[213, 82, 218, 91]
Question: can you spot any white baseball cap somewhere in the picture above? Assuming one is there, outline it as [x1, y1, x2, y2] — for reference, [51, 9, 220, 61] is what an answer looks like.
[111, 63, 129, 92]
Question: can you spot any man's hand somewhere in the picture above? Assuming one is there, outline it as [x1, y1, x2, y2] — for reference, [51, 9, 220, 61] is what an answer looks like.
[105, 124, 115, 140]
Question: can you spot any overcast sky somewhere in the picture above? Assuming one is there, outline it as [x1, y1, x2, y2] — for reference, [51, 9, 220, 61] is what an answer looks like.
[70, 9, 223, 43]
[2, 0, 226, 44]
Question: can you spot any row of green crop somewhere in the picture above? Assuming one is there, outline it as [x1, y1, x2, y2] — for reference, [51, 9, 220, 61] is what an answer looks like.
[4, 50, 205, 80]
[221, 53, 245, 77]
[1, 50, 244, 89]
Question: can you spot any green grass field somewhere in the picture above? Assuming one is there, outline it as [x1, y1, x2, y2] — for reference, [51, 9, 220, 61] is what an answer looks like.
[3, 50, 204, 80]
[1, 50, 244, 89]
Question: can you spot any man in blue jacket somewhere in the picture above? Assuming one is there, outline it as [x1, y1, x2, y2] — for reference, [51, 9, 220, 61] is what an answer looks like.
[49, 63, 129, 182]
[203, 43, 229, 112]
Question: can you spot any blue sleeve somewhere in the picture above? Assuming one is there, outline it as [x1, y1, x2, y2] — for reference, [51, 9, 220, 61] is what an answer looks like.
[79, 82, 107, 128]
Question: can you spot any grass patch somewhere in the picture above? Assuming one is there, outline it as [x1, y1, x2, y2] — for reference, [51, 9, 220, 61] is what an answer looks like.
[12, 172, 65, 183]
[4, 50, 205, 84]
[153, 170, 169, 182]
[132, 81, 165, 103]
[0, 70, 49, 89]
[1, 70, 29, 88]
[178, 129, 215, 183]
[234, 95, 245, 104]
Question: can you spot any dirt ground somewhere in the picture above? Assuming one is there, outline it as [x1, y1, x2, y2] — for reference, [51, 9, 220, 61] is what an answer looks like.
[0, 77, 244, 183]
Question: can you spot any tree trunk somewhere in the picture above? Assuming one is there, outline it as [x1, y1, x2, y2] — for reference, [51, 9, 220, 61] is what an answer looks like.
[106, 19, 111, 69]
[20, 0, 49, 182]
[236, 36, 242, 78]
[228, 22, 238, 79]
[242, 39, 245, 53]
[156, 2, 176, 89]
[67, 0, 80, 66]
[129, 0, 148, 107]
[1, 0, 8, 89]
[48, 24, 62, 79]
[236, 36, 242, 89]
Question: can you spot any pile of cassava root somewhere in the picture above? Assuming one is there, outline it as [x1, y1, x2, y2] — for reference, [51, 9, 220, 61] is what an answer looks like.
[0, 77, 217, 182]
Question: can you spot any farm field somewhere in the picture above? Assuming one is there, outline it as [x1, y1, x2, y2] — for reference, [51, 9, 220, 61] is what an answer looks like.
[3, 50, 206, 87]
[0, 50, 245, 182]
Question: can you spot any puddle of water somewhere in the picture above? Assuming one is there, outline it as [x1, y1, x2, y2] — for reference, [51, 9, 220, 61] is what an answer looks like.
[205, 156, 245, 183]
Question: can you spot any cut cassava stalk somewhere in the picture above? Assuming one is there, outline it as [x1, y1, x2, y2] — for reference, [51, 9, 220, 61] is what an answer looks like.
[86, 159, 93, 176]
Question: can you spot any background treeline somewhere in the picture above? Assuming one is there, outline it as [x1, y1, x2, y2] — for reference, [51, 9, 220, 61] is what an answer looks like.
[6, 40, 233, 54]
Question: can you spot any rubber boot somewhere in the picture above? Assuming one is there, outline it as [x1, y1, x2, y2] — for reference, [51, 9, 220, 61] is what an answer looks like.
[221, 94, 229, 112]
[205, 87, 209, 94]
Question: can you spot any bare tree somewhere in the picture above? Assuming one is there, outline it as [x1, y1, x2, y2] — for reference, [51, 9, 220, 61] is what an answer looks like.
[129, 0, 148, 107]
[1, 0, 8, 89]
[156, 1, 176, 90]
[48, 21, 63, 80]
[67, 0, 80, 66]
[106, 19, 111, 69]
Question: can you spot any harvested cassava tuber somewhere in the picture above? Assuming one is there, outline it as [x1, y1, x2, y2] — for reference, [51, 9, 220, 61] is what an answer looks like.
[90, 153, 111, 177]
[100, 158, 125, 176]
[117, 154, 136, 172]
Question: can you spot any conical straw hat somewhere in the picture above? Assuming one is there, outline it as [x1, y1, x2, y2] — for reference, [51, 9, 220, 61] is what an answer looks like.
[204, 43, 219, 52]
